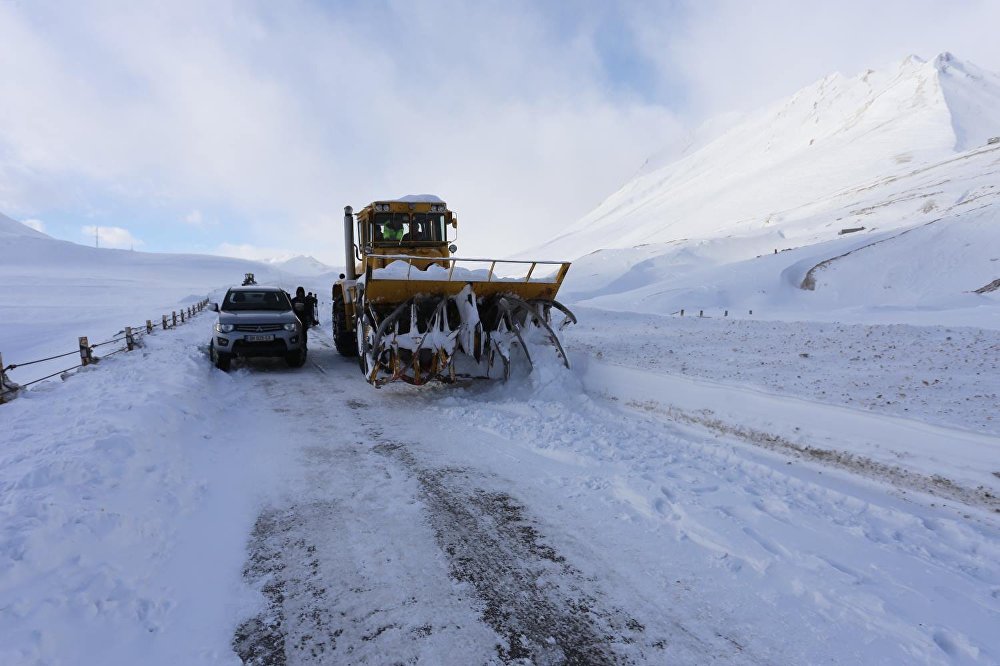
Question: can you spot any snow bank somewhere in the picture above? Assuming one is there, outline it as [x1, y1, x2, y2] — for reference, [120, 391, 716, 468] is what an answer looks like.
[386, 194, 444, 204]
[0, 320, 294, 665]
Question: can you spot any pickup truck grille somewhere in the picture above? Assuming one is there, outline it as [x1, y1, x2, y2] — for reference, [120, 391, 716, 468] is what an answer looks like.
[234, 323, 284, 332]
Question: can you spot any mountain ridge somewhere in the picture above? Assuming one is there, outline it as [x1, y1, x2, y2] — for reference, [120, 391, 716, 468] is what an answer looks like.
[533, 52, 999, 262]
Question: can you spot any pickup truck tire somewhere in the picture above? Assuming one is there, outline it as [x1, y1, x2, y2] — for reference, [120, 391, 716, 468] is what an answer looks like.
[213, 349, 232, 371]
[285, 349, 306, 368]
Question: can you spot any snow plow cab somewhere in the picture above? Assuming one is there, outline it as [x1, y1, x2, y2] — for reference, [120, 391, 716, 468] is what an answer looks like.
[331, 196, 576, 387]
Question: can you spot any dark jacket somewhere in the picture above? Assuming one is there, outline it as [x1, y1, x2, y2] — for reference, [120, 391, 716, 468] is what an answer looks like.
[291, 297, 310, 325]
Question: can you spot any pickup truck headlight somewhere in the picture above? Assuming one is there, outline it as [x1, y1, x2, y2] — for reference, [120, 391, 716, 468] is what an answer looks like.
[215, 323, 234, 333]
[283, 322, 298, 332]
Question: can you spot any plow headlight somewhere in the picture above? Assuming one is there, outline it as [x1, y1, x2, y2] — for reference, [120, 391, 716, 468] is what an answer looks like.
[215, 323, 234, 333]
[283, 322, 298, 332]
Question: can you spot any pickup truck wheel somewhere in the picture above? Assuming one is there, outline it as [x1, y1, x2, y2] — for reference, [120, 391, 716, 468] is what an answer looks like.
[214, 350, 232, 371]
[285, 349, 306, 368]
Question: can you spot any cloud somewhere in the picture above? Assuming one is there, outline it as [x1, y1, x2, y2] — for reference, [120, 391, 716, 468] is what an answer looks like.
[183, 209, 208, 226]
[1, 1, 999, 260]
[22, 218, 45, 233]
[0, 1, 681, 258]
[652, 0, 1000, 117]
[81, 225, 143, 249]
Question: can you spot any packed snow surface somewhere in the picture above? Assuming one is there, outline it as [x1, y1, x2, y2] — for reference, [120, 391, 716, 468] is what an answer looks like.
[2, 313, 998, 664]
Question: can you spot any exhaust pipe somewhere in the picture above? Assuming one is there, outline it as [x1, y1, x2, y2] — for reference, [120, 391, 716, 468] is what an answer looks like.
[343, 205, 356, 280]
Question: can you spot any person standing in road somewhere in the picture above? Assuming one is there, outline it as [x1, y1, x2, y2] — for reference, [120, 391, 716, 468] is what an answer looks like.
[291, 286, 311, 347]
[307, 291, 319, 326]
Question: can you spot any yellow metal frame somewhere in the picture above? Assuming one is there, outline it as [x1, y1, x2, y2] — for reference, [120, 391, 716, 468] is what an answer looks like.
[362, 254, 571, 304]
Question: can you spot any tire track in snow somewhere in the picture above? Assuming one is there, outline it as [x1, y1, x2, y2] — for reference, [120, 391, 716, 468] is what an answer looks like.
[370, 432, 648, 664]
[320, 336, 656, 664]
[232, 335, 657, 664]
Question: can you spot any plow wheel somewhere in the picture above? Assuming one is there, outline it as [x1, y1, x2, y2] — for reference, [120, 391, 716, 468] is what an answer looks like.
[356, 309, 380, 385]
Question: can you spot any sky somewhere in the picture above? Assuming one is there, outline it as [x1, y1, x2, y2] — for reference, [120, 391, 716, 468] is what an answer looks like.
[1, 0, 999, 266]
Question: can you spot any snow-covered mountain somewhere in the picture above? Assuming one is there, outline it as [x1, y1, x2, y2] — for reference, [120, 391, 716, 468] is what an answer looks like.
[267, 254, 336, 276]
[534, 53, 1000, 327]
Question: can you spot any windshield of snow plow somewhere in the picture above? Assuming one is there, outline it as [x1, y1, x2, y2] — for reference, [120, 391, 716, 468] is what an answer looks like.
[222, 290, 292, 311]
[372, 212, 447, 244]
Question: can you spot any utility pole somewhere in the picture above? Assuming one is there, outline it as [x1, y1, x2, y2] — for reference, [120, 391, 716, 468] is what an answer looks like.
[95, 226, 99, 249]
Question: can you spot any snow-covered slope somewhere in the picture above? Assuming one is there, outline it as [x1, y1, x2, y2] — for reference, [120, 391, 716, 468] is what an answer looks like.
[0, 211, 50, 239]
[0, 215, 336, 383]
[534, 54, 1000, 327]
[539, 53, 998, 258]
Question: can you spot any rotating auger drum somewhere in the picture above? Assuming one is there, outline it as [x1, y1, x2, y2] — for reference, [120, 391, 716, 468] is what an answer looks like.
[332, 198, 577, 388]
[353, 285, 576, 387]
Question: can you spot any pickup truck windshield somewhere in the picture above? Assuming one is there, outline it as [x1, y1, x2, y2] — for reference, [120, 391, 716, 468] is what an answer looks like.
[222, 290, 291, 311]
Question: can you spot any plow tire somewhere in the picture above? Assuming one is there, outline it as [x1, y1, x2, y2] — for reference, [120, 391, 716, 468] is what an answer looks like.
[333, 298, 358, 357]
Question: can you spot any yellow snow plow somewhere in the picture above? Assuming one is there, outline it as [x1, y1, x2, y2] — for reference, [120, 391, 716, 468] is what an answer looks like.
[331, 197, 576, 387]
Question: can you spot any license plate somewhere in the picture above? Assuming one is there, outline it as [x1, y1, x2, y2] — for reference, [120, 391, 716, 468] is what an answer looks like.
[246, 334, 274, 342]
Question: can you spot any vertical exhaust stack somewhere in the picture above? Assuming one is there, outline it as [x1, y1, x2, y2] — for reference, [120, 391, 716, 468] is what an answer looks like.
[343, 205, 356, 280]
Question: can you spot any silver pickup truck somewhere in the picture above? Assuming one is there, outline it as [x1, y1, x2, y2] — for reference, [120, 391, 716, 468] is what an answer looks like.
[209, 286, 306, 371]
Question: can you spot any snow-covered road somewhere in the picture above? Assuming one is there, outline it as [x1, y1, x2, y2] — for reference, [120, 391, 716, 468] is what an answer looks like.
[2, 314, 998, 664]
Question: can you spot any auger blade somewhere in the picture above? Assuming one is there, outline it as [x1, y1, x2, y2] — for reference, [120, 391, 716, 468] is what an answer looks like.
[356, 282, 576, 386]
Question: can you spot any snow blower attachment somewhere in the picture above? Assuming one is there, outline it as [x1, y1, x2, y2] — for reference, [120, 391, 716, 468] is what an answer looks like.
[332, 198, 576, 387]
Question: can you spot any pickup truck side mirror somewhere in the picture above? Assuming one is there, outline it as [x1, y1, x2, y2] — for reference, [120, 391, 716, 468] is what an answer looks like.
[209, 303, 219, 312]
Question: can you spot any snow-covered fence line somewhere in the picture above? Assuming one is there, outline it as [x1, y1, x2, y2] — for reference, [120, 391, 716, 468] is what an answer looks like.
[670, 308, 754, 318]
[0, 298, 210, 404]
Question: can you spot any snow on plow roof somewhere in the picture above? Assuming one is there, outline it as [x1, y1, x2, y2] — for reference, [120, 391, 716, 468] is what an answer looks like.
[384, 194, 445, 204]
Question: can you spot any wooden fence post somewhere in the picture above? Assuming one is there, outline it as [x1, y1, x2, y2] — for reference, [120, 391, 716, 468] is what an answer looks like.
[125, 327, 135, 351]
[172, 311, 177, 327]
[724, 310, 728, 317]
[79, 337, 93, 366]
[0, 352, 20, 404]
[162, 315, 168, 330]
[146, 320, 153, 334]
[699, 310, 703, 317]
[680, 309, 684, 316]
[180, 309, 186, 323]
